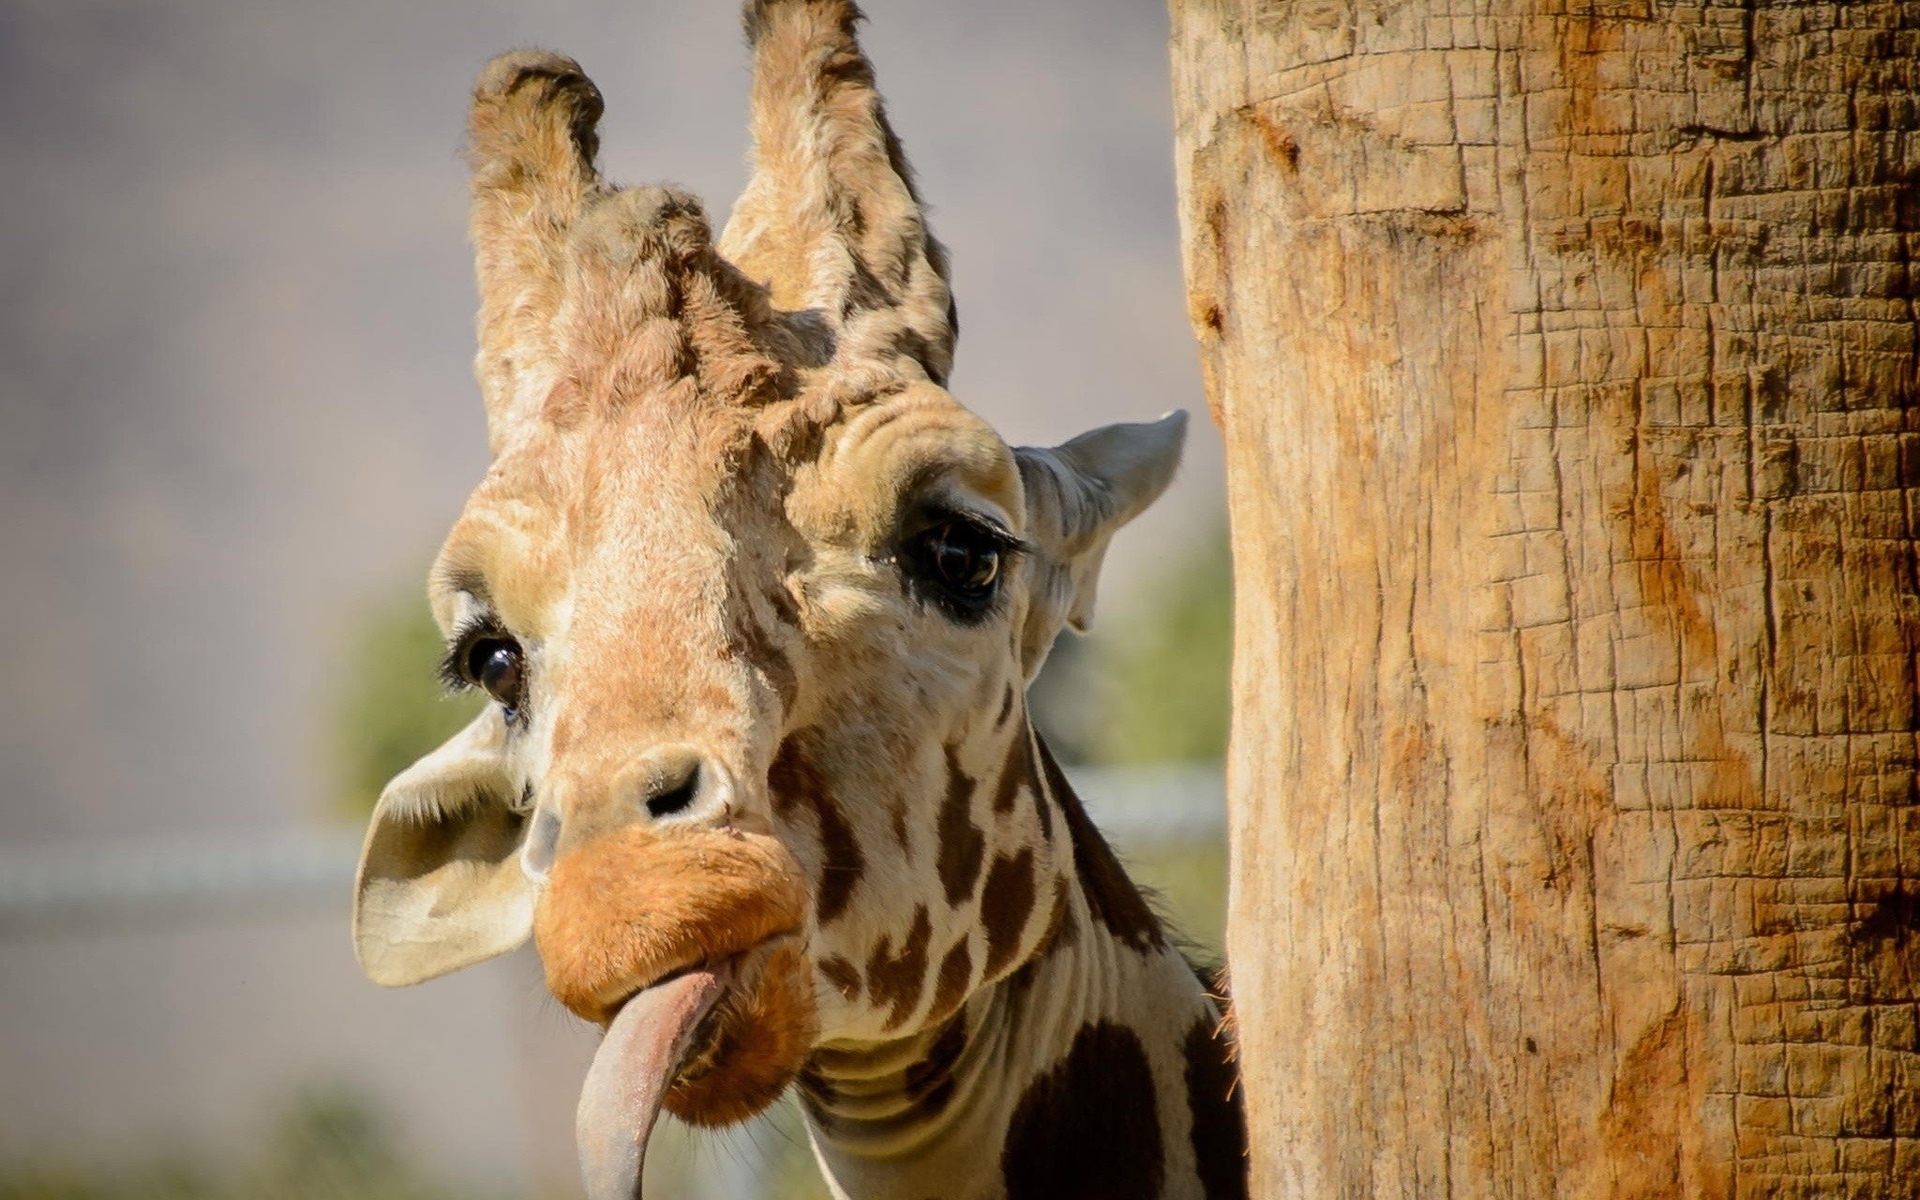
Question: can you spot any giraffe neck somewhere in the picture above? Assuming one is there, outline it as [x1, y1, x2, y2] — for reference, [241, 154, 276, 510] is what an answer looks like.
[798, 742, 1247, 1200]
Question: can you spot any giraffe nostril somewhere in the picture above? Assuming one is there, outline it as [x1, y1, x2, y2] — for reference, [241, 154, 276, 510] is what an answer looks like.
[631, 744, 718, 823]
[646, 763, 701, 820]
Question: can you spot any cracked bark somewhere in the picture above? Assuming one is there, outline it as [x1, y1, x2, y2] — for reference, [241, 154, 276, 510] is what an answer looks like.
[1167, 0, 1920, 1196]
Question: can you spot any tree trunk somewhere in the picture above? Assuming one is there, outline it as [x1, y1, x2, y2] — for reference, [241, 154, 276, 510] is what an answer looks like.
[1167, 0, 1920, 1195]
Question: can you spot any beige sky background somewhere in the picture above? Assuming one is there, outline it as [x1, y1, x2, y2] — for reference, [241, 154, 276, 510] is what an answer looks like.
[0, 0, 1223, 848]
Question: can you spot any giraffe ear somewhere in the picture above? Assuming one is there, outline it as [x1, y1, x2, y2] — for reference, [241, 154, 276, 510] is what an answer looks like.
[353, 710, 535, 987]
[1014, 410, 1188, 675]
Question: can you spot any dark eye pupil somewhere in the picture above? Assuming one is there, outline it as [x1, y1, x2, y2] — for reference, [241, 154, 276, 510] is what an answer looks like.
[931, 528, 999, 592]
[470, 640, 524, 709]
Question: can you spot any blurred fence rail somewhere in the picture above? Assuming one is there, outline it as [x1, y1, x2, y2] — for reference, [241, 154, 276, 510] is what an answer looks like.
[0, 764, 1224, 929]
[0, 829, 363, 930]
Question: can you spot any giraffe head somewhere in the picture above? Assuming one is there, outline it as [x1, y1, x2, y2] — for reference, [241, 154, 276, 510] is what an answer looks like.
[351, 0, 1184, 1182]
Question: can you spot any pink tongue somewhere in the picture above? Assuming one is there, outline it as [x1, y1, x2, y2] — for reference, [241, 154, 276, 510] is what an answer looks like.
[575, 968, 728, 1200]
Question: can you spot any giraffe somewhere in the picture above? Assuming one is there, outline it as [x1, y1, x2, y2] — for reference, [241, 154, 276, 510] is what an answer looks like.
[349, 4, 1246, 1198]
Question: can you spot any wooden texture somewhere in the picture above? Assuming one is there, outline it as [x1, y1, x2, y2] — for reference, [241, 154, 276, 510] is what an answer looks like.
[1167, 0, 1920, 1194]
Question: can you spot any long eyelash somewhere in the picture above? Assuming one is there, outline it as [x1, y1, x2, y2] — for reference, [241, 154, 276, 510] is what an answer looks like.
[981, 527, 1030, 562]
[926, 507, 1030, 559]
[438, 613, 504, 694]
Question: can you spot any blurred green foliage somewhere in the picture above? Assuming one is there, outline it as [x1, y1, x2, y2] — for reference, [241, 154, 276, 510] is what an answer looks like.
[1088, 526, 1232, 766]
[0, 1090, 497, 1200]
[1027, 523, 1233, 768]
[332, 594, 481, 821]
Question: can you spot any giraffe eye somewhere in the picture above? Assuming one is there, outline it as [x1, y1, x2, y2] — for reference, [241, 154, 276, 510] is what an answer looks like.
[929, 526, 1000, 592]
[903, 517, 1015, 620]
[462, 634, 527, 716]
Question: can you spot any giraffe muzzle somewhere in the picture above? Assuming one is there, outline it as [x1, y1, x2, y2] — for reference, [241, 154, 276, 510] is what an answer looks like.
[534, 821, 817, 1193]
[533, 822, 806, 1022]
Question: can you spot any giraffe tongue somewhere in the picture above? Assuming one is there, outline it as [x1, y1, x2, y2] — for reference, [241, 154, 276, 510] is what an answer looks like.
[575, 967, 729, 1200]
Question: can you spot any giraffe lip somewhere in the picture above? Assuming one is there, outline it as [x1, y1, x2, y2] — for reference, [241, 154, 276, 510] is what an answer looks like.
[600, 959, 735, 1024]
[586, 921, 804, 1023]
[583, 947, 736, 1025]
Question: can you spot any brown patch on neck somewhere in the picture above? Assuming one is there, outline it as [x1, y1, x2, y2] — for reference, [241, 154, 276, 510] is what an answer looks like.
[866, 905, 933, 1031]
[768, 728, 826, 819]
[1033, 734, 1163, 952]
[812, 791, 864, 924]
[769, 730, 865, 923]
[928, 937, 973, 1023]
[1026, 725, 1054, 842]
[936, 745, 986, 905]
[1040, 876, 1075, 952]
[819, 954, 862, 1001]
[1182, 1017, 1249, 1199]
[980, 849, 1037, 979]
[1000, 878, 1074, 999]
[989, 727, 1035, 815]
[1000, 1021, 1164, 1200]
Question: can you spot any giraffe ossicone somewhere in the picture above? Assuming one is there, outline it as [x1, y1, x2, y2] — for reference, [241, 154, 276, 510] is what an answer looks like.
[349, 3, 1245, 1196]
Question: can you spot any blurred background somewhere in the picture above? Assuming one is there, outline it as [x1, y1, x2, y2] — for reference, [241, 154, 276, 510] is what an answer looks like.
[0, 1, 1229, 1196]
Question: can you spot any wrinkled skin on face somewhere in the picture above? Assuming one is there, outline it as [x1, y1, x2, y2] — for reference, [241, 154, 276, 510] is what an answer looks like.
[349, 1, 1187, 1184]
